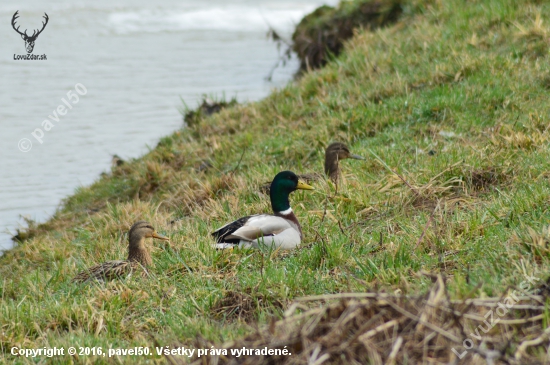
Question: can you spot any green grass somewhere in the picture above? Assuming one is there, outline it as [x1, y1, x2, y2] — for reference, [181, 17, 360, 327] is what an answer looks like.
[3, 0, 550, 363]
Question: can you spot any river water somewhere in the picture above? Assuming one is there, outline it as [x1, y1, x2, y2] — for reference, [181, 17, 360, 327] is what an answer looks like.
[0, 0, 336, 253]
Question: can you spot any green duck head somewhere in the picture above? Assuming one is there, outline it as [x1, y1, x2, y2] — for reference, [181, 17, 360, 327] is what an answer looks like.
[269, 171, 314, 214]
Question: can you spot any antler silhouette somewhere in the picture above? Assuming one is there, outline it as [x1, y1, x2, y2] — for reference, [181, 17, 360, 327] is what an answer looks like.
[31, 13, 49, 39]
[11, 11, 49, 39]
[11, 11, 27, 37]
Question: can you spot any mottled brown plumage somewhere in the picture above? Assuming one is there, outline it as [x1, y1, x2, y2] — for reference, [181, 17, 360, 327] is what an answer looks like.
[72, 221, 169, 283]
[322, 142, 364, 183]
[260, 142, 364, 192]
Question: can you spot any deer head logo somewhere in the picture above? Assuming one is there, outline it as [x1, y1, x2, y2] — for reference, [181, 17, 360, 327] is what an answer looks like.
[12, 11, 49, 54]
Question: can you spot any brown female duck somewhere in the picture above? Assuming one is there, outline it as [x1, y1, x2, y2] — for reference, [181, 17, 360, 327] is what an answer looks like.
[309, 142, 364, 183]
[260, 142, 364, 192]
[72, 221, 169, 283]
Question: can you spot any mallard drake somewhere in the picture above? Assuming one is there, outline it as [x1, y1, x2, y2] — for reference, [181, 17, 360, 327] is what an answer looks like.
[213, 171, 314, 250]
[72, 221, 169, 283]
[260, 143, 364, 192]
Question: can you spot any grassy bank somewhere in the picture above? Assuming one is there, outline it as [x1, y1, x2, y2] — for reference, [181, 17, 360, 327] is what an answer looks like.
[3, 0, 550, 363]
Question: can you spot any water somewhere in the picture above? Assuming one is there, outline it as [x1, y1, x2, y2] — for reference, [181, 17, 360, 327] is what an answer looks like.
[0, 0, 337, 253]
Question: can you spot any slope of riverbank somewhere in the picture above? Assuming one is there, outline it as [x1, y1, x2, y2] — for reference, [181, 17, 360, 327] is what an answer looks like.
[0, 0, 329, 253]
[3, 0, 550, 363]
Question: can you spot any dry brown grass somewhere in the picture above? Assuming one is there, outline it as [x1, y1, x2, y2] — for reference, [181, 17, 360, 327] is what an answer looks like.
[211, 288, 286, 323]
[177, 275, 549, 365]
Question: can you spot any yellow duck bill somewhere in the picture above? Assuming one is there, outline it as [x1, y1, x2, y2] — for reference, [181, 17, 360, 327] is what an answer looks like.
[297, 181, 315, 190]
[152, 232, 170, 241]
